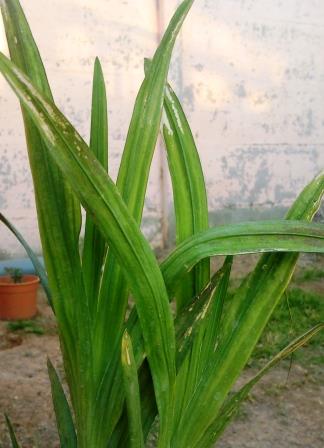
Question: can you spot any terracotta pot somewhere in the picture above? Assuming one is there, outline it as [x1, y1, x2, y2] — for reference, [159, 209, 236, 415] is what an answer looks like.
[0, 275, 39, 320]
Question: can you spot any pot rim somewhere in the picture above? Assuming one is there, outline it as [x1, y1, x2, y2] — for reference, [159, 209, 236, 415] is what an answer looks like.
[0, 275, 40, 287]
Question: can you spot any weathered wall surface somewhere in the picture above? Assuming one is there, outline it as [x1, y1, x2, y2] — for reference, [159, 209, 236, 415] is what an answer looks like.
[0, 0, 323, 257]
[0, 0, 162, 257]
[164, 0, 324, 228]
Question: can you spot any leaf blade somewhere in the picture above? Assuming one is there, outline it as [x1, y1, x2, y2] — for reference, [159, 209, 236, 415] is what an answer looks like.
[0, 52, 175, 446]
[174, 259, 231, 370]
[4, 415, 20, 448]
[159, 76, 212, 429]
[0, 2, 92, 439]
[162, 219, 324, 294]
[47, 359, 78, 448]
[0, 212, 51, 306]
[171, 173, 324, 448]
[121, 331, 145, 448]
[196, 323, 324, 448]
[162, 81, 210, 310]
[82, 57, 108, 315]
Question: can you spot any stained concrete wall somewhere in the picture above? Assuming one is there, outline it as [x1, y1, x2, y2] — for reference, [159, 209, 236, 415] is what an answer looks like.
[0, 0, 323, 257]
[164, 0, 324, 228]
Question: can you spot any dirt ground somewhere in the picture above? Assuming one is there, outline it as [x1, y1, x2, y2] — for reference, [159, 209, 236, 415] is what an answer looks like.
[0, 255, 323, 447]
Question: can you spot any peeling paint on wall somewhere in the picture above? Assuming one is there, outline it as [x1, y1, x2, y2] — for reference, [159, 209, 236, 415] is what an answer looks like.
[0, 0, 323, 256]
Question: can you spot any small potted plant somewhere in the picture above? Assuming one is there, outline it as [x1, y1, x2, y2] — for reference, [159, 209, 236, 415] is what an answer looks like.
[0, 267, 39, 320]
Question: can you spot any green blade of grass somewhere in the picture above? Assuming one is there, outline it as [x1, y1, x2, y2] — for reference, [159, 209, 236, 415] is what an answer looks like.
[0, 212, 51, 306]
[173, 256, 232, 431]
[161, 81, 210, 311]
[97, 0, 195, 329]
[47, 359, 78, 448]
[93, 7, 195, 421]
[171, 173, 324, 448]
[0, 53, 176, 447]
[92, 2, 195, 443]
[0, 0, 82, 316]
[82, 57, 108, 316]
[109, 268, 231, 446]
[111, 360, 157, 447]
[108, 219, 324, 444]
[116, 0, 194, 220]
[159, 74, 211, 429]
[121, 331, 145, 448]
[196, 323, 324, 448]
[4, 415, 20, 448]
[0, 2, 93, 442]
[162, 219, 324, 294]
[221, 173, 324, 347]
[105, 198, 324, 446]
[197, 256, 232, 372]
[174, 260, 231, 371]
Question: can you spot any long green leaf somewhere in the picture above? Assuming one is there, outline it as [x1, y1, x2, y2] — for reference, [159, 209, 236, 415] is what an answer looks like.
[47, 359, 77, 448]
[159, 76, 212, 430]
[174, 261, 231, 371]
[0, 212, 51, 306]
[121, 331, 145, 448]
[173, 257, 232, 430]
[109, 359, 157, 447]
[0, 52, 175, 447]
[162, 82, 210, 311]
[171, 173, 324, 448]
[221, 172, 324, 345]
[197, 256, 232, 373]
[145, 60, 213, 435]
[162, 220, 324, 294]
[82, 57, 108, 316]
[108, 184, 324, 447]
[110, 217, 324, 444]
[0, 3, 92, 442]
[94, 0, 194, 398]
[196, 323, 324, 448]
[93, 1, 195, 443]
[0, 0, 81, 316]
[110, 269, 230, 446]
[4, 415, 20, 448]
[97, 0, 195, 333]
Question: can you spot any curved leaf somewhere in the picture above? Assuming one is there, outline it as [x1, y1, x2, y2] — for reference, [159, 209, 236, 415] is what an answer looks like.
[0, 2, 90, 438]
[0, 52, 175, 447]
[162, 82, 210, 310]
[4, 415, 20, 448]
[196, 323, 324, 448]
[93, 1, 195, 443]
[162, 220, 324, 294]
[0, 212, 51, 306]
[110, 268, 230, 446]
[82, 57, 108, 315]
[171, 173, 324, 448]
[121, 331, 144, 448]
[174, 260, 231, 370]
[47, 359, 77, 448]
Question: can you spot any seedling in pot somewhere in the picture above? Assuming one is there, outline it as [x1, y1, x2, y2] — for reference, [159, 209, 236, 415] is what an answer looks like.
[4, 268, 23, 284]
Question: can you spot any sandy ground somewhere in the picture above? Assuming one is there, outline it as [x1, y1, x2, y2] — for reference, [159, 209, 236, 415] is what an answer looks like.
[0, 255, 323, 447]
[218, 365, 324, 448]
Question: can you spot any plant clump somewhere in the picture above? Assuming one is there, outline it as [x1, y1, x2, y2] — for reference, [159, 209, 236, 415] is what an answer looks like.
[0, 0, 323, 447]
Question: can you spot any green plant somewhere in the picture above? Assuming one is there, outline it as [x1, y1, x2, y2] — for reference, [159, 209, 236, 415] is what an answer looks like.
[249, 286, 324, 366]
[4, 267, 23, 284]
[0, 0, 323, 447]
[7, 320, 45, 335]
[297, 267, 324, 283]
[0, 212, 51, 301]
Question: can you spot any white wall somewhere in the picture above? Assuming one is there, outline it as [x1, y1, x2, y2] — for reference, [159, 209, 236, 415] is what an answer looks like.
[165, 0, 324, 222]
[0, 0, 323, 257]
